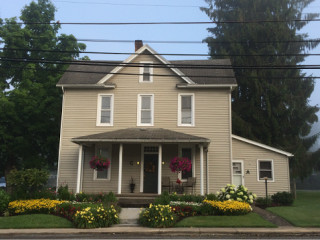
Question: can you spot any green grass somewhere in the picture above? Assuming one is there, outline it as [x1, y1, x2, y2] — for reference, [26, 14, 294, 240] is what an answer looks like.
[267, 191, 320, 227]
[0, 214, 74, 229]
[175, 213, 276, 228]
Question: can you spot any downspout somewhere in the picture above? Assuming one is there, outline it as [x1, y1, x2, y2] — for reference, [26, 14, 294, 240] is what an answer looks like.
[56, 86, 65, 189]
[206, 146, 209, 194]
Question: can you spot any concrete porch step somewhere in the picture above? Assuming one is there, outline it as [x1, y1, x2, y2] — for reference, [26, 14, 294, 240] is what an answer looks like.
[119, 208, 141, 225]
[117, 194, 157, 207]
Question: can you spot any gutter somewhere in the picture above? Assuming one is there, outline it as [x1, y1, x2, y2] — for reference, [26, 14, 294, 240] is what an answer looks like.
[176, 83, 237, 90]
[56, 84, 116, 89]
[72, 138, 211, 144]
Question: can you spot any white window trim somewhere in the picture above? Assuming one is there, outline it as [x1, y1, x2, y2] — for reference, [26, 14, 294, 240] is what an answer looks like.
[139, 61, 153, 83]
[257, 159, 275, 182]
[178, 145, 195, 182]
[137, 94, 154, 126]
[93, 144, 112, 181]
[96, 94, 114, 126]
[178, 93, 195, 127]
[232, 160, 244, 186]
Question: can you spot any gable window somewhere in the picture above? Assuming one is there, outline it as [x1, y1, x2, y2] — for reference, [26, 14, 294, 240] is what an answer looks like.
[97, 94, 113, 126]
[94, 146, 112, 180]
[138, 94, 154, 126]
[139, 61, 153, 82]
[257, 160, 274, 181]
[178, 93, 194, 126]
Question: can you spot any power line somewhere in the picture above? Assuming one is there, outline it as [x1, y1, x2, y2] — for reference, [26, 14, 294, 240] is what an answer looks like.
[2, 47, 320, 57]
[5, 65, 320, 80]
[10, 19, 320, 25]
[2, 57, 320, 70]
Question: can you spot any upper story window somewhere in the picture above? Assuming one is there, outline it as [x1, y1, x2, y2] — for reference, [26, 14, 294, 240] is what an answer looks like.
[139, 61, 153, 83]
[97, 94, 114, 126]
[178, 93, 195, 126]
[137, 94, 154, 126]
[257, 159, 274, 181]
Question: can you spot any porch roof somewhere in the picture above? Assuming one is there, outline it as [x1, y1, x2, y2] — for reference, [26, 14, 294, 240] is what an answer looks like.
[72, 128, 210, 144]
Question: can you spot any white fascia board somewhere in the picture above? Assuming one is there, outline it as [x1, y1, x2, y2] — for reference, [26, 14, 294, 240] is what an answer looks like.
[176, 84, 238, 89]
[72, 138, 211, 144]
[232, 135, 294, 157]
[56, 84, 115, 89]
[97, 44, 194, 84]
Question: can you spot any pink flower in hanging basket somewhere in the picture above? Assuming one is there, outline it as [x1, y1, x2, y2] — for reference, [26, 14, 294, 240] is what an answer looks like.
[89, 155, 110, 171]
[169, 156, 192, 173]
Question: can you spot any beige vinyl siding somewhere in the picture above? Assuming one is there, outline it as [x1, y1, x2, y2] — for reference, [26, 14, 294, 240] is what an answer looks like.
[57, 53, 231, 193]
[232, 138, 290, 197]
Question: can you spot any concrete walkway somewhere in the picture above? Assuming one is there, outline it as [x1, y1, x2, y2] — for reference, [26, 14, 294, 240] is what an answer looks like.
[119, 208, 140, 225]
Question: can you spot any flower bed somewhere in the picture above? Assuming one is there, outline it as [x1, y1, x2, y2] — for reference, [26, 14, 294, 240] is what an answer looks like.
[8, 199, 64, 215]
[203, 200, 252, 215]
[139, 204, 177, 228]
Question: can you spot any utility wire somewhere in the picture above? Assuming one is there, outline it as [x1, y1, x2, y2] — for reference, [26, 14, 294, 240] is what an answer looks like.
[5, 65, 320, 80]
[2, 57, 320, 70]
[1, 47, 320, 57]
[9, 19, 320, 25]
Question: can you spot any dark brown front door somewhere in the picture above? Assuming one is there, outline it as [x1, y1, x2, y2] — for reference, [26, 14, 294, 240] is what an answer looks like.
[143, 154, 158, 193]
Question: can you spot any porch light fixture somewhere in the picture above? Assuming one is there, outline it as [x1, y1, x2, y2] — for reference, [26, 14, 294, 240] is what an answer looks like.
[162, 161, 165, 165]
[246, 169, 250, 174]
[136, 161, 140, 165]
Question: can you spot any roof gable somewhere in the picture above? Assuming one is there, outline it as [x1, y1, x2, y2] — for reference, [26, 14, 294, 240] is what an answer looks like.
[97, 44, 194, 85]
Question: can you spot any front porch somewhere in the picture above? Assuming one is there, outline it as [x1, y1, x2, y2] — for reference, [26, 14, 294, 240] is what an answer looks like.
[72, 128, 210, 196]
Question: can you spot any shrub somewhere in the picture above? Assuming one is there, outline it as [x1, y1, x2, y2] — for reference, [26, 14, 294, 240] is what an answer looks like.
[7, 169, 49, 200]
[75, 192, 117, 204]
[139, 204, 177, 228]
[271, 192, 294, 206]
[200, 202, 215, 216]
[33, 187, 57, 200]
[216, 184, 257, 204]
[154, 192, 204, 205]
[55, 202, 89, 221]
[0, 189, 10, 216]
[57, 185, 75, 201]
[203, 200, 252, 215]
[170, 201, 202, 218]
[205, 193, 218, 201]
[254, 197, 272, 208]
[8, 199, 64, 215]
[73, 204, 119, 228]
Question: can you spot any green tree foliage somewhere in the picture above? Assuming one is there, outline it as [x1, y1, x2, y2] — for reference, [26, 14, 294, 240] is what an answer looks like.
[201, 0, 320, 179]
[0, 0, 86, 176]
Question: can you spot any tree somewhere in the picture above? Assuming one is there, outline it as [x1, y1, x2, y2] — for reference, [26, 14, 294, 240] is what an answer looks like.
[0, 0, 86, 177]
[201, 0, 320, 179]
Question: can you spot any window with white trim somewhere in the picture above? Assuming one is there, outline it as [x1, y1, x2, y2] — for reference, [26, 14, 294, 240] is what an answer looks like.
[181, 148, 193, 180]
[258, 160, 273, 181]
[178, 93, 194, 126]
[139, 62, 153, 82]
[138, 94, 154, 126]
[94, 147, 112, 180]
[97, 94, 113, 126]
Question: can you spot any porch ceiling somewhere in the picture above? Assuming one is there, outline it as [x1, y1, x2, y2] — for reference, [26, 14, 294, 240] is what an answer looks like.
[72, 128, 210, 144]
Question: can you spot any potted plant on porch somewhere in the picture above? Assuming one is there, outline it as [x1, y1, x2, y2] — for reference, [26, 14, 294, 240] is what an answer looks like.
[129, 177, 135, 193]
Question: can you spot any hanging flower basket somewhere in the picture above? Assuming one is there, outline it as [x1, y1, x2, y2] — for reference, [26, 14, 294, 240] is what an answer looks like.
[89, 155, 110, 171]
[169, 156, 192, 173]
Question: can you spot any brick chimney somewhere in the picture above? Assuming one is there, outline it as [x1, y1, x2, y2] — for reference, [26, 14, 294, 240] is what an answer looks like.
[135, 40, 143, 51]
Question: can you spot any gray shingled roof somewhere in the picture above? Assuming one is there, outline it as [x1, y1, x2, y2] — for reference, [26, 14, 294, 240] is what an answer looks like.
[72, 128, 210, 144]
[57, 59, 236, 86]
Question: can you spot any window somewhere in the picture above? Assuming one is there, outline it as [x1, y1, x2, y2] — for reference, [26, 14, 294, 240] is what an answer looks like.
[178, 93, 194, 126]
[181, 148, 193, 180]
[94, 147, 111, 180]
[258, 160, 274, 181]
[138, 94, 154, 126]
[139, 61, 153, 82]
[97, 94, 113, 126]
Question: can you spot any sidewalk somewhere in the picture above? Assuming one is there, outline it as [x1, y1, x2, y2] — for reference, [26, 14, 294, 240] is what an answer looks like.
[1, 226, 320, 238]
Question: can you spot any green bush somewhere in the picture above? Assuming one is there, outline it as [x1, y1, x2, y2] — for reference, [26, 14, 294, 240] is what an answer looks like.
[217, 184, 257, 204]
[57, 185, 75, 201]
[75, 192, 117, 204]
[139, 204, 177, 228]
[0, 189, 10, 216]
[271, 191, 294, 206]
[7, 168, 49, 200]
[154, 192, 204, 205]
[200, 202, 215, 216]
[205, 193, 218, 201]
[73, 204, 119, 228]
[33, 187, 56, 200]
[254, 197, 272, 208]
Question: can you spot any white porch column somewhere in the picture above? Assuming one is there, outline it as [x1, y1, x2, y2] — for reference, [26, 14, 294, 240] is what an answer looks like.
[200, 145, 204, 195]
[76, 145, 83, 194]
[118, 143, 123, 194]
[158, 144, 162, 194]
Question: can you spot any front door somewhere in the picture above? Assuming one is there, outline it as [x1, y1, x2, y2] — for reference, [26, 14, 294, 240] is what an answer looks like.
[143, 154, 158, 193]
[232, 161, 244, 186]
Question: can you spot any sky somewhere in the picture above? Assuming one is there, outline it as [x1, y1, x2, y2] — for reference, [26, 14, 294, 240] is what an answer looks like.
[1, 0, 320, 148]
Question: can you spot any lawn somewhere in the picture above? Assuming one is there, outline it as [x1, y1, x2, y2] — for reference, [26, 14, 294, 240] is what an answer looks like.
[175, 213, 276, 228]
[0, 214, 74, 229]
[267, 191, 320, 227]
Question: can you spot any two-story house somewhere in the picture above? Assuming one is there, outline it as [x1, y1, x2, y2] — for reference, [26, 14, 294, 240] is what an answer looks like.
[56, 41, 293, 196]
